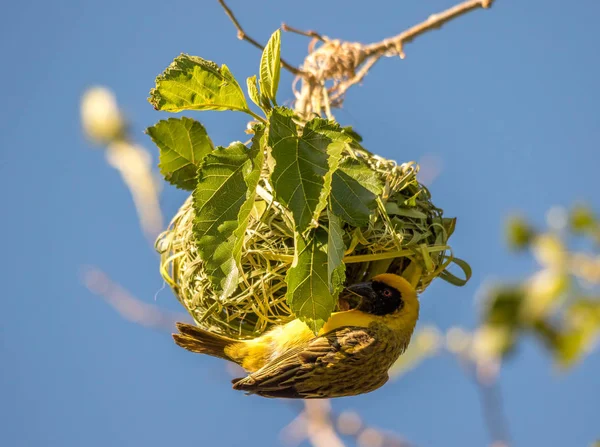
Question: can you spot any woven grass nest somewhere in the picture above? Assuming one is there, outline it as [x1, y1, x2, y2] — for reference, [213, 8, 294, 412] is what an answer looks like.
[156, 147, 466, 340]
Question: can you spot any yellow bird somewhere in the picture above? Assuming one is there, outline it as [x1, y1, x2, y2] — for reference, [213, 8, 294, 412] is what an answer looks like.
[173, 273, 419, 398]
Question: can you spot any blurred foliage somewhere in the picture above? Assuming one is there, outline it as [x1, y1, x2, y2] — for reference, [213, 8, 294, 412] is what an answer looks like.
[389, 326, 441, 378]
[476, 205, 600, 367]
[388, 205, 599, 382]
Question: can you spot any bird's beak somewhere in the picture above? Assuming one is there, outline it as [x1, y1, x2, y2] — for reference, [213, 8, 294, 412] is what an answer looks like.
[338, 282, 374, 311]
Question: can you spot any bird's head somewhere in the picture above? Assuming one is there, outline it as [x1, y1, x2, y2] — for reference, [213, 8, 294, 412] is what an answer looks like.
[338, 273, 419, 327]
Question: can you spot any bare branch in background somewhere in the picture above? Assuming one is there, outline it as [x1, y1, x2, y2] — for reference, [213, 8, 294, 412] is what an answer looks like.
[282, 401, 345, 447]
[282, 400, 412, 447]
[80, 86, 164, 242]
[446, 328, 512, 447]
[105, 141, 164, 241]
[82, 266, 191, 331]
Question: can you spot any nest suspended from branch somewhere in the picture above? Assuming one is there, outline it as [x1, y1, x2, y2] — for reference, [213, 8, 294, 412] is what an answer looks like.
[156, 148, 462, 340]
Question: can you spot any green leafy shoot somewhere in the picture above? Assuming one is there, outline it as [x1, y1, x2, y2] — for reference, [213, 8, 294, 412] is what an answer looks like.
[149, 54, 264, 122]
[246, 75, 261, 109]
[259, 30, 281, 107]
[146, 117, 213, 190]
[193, 137, 263, 298]
[286, 229, 336, 333]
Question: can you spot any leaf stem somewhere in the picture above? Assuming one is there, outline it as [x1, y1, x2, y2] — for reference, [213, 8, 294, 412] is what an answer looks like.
[246, 109, 267, 123]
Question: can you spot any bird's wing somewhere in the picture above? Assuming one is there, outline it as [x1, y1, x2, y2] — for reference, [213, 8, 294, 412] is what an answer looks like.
[232, 326, 380, 398]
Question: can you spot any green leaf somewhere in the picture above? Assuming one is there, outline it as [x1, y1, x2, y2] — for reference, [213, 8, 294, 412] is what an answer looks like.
[146, 117, 214, 190]
[259, 30, 281, 105]
[403, 192, 421, 207]
[330, 158, 383, 226]
[246, 75, 261, 109]
[342, 126, 363, 143]
[229, 127, 265, 293]
[193, 137, 263, 297]
[439, 257, 472, 286]
[505, 215, 535, 251]
[443, 217, 457, 239]
[307, 120, 349, 223]
[385, 202, 427, 219]
[269, 109, 330, 232]
[327, 210, 346, 297]
[149, 54, 249, 113]
[338, 159, 383, 195]
[286, 229, 336, 333]
[569, 204, 596, 233]
[483, 286, 524, 328]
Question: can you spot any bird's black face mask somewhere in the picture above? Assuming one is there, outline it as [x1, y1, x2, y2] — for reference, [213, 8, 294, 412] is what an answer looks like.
[338, 280, 404, 316]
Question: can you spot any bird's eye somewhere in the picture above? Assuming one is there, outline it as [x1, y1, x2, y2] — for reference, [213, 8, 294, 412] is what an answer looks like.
[382, 288, 393, 298]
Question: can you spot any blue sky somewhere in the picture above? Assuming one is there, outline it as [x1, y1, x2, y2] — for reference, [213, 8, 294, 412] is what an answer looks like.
[1, 1, 598, 446]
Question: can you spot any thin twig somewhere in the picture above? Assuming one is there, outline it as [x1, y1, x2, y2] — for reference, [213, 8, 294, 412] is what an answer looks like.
[217, 0, 305, 76]
[104, 141, 164, 242]
[363, 0, 495, 59]
[282, 23, 325, 42]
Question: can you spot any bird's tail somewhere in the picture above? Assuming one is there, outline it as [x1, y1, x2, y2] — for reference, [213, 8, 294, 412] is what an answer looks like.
[172, 322, 235, 361]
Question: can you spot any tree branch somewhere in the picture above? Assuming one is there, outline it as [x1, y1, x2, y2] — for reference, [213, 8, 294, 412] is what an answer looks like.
[217, 0, 305, 76]
[293, 0, 495, 117]
[363, 0, 495, 59]
[281, 23, 325, 42]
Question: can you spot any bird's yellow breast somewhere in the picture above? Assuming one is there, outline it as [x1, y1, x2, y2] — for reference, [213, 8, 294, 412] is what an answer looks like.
[225, 307, 416, 373]
[225, 319, 315, 372]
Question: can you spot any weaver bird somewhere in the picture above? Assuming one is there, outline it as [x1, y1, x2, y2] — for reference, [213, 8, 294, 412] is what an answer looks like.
[173, 273, 419, 398]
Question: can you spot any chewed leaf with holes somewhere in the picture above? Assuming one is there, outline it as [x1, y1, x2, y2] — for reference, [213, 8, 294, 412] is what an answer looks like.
[149, 54, 249, 113]
[146, 117, 213, 190]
